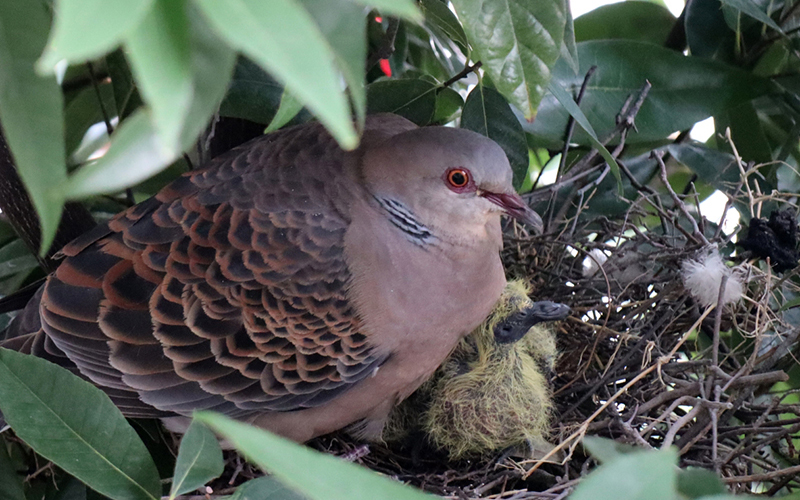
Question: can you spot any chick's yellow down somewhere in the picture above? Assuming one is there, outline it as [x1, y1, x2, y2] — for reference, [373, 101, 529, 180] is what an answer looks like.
[383, 280, 568, 459]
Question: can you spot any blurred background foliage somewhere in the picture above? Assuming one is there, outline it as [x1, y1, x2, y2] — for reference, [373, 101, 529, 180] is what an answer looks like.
[2, 0, 800, 498]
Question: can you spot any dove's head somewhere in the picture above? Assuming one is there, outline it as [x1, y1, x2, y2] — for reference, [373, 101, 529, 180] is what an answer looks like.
[361, 126, 543, 245]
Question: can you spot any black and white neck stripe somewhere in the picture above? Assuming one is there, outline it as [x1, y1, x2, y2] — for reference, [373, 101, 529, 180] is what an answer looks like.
[374, 196, 435, 247]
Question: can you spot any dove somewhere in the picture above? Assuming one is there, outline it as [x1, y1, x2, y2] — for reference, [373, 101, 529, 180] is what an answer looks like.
[1, 113, 543, 442]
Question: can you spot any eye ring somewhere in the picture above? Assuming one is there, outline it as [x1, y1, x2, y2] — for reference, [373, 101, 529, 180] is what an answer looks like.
[446, 168, 470, 188]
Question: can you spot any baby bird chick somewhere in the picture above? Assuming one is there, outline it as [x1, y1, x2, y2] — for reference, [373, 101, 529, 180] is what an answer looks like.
[383, 280, 569, 459]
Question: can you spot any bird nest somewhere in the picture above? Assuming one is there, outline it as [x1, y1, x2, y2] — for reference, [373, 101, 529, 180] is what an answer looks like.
[286, 136, 800, 497]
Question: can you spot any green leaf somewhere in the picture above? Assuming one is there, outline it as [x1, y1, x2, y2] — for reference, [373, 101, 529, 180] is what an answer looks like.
[366, 78, 437, 125]
[574, 1, 676, 45]
[219, 57, 285, 124]
[0, 0, 67, 255]
[0, 253, 37, 280]
[37, 0, 155, 72]
[561, 7, 579, 74]
[419, 0, 469, 53]
[0, 438, 26, 500]
[0, 348, 161, 500]
[667, 143, 740, 190]
[570, 448, 678, 500]
[126, 0, 236, 154]
[719, 0, 782, 32]
[50, 477, 88, 500]
[300, 0, 367, 130]
[124, 0, 189, 152]
[350, 0, 421, 21]
[64, 82, 117, 158]
[61, 110, 176, 198]
[450, 0, 568, 120]
[230, 477, 308, 500]
[0, 239, 38, 281]
[715, 101, 772, 163]
[106, 49, 144, 120]
[196, 413, 437, 500]
[582, 437, 639, 464]
[546, 80, 622, 188]
[676, 468, 726, 499]
[528, 40, 771, 146]
[169, 420, 224, 499]
[753, 40, 791, 77]
[461, 85, 529, 189]
[194, 0, 357, 149]
[433, 87, 464, 124]
[265, 90, 304, 133]
[685, 0, 736, 63]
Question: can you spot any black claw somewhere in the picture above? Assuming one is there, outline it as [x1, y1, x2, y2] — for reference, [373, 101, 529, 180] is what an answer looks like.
[493, 301, 571, 344]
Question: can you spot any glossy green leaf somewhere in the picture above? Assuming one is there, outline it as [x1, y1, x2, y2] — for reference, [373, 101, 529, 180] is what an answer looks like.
[194, 0, 357, 149]
[676, 468, 726, 499]
[62, 110, 176, 198]
[265, 90, 304, 133]
[0, 348, 161, 500]
[37, 0, 154, 71]
[715, 101, 772, 163]
[528, 40, 771, 146]
[366, 78, 437, 125]
[753, 41, 791, 77]
[126, 0, 236, 154]
[220, 57, 285, 124]
[300, 0, 367, 129]
[0, 439, 25, 500]
[0, 253, 37, 281]
[685, 0, 736, 62]
[667, 143, 740, 189]
[561, 7, 579, 74]
[350, 0, 421, 21]
[719, 0, 781, 32]
[570, 448, 678, 500]
[124, 0, 190, 151]
[0, 263, 36, 299]
[0, 0, 67, 255]
[50, 477, 88, 500]
[433, 87, 464, 124]
[450, 0, 568, 120]
[461, 85, 529, 189]
[196, 413, 437, 500]
[169, 420, 224, 499]
[574, 1, 676, 45]
[230, 477, 308, 500]
[419, 0, 468, 53]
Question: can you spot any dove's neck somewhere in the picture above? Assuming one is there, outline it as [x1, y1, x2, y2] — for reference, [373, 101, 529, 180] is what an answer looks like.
[371, 194, 503, 252]
[373, 196, 437, 248]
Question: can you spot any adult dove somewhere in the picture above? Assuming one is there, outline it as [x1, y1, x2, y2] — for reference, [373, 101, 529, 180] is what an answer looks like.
[2, 114, 542, 442]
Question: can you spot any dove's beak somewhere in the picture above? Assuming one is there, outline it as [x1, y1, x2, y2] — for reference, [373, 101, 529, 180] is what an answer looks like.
[481, 191, 543, 234]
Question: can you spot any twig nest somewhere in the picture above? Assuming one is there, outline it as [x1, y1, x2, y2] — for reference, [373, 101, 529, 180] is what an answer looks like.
[681, 247, 744, 308]
[384, 280, 563, 459]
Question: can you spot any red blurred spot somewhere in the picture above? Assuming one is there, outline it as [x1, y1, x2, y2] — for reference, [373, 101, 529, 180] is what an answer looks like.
[379, 59, 392, 77]
[375, 16, 383, 22]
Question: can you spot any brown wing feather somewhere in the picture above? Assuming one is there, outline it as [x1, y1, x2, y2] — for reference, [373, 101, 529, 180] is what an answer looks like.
[37, 121, 388, 418]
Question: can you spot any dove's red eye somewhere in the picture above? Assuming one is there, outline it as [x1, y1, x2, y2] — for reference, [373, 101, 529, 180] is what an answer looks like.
[445, 168, 472, 192]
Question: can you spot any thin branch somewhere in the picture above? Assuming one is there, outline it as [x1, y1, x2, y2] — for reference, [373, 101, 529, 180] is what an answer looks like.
[442, 61, 482, 88]
[654, 151, 710, 246]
